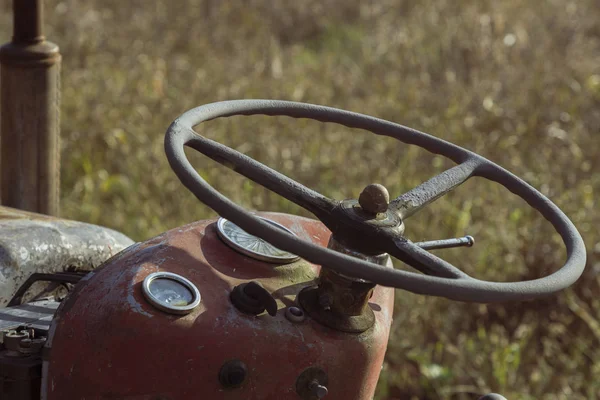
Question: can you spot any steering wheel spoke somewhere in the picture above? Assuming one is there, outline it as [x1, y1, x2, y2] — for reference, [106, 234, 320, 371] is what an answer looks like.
[390, 158, 482, 219]
[389, 237, 472, 280]
[165, 100, 586, 303]
[178, 126, 337, 219]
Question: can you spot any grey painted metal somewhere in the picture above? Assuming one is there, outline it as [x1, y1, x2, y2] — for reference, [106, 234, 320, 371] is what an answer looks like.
[415, 236, 474, 250]
[0, 207, 134, 307]
[0, 0, 61, 216]
[0, 299, 59, 332]
[391, 160, 479, 219]
[164, 100, 586, 303]
[7, 272, 84, 307]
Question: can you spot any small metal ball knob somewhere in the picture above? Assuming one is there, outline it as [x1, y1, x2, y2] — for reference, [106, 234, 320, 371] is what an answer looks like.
[358, 183, 390, 214]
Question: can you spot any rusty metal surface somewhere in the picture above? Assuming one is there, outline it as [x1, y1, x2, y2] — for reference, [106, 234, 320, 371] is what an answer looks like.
[165, 100, 586, 302]
[0, 0, 61, 216]
[44, 213, 394, 400]
[0, 206, 134, 307]
[297, 237, 390, 333]
[0, 347, 42, 400]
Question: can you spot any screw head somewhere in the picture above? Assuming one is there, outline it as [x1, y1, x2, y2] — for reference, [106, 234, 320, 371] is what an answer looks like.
[358, 183, 390, 214]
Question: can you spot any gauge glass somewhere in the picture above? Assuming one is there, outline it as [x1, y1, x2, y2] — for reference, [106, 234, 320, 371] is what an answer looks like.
[148, 278, 194, 306]
[142, 272, 201, 314]
[216, 217, 300, 263]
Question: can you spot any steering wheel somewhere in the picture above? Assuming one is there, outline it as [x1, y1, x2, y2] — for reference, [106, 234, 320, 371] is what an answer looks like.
[164, 100, 586, 303]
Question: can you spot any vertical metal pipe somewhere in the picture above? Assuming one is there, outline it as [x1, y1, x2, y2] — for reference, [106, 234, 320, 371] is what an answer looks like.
[0, 0, 61, 216]
[13, 0, 44, 44]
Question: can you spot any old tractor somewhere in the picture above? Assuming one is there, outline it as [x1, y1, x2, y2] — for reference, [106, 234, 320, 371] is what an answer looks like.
[0, 2, 586, 400]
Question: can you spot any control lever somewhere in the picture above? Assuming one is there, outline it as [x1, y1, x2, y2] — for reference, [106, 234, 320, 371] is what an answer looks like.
[414, 235, 474, 250]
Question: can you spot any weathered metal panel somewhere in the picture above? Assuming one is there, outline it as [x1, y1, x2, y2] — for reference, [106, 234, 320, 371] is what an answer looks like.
[0, 298, 58, 332]
[44, 212, 394, 400]
[0, 206, 134, 307]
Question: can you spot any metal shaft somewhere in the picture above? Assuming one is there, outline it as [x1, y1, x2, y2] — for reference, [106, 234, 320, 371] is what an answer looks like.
[415, 235, 474, 250]
[13, 0, 44, 44]
[0, 0, 61, 216]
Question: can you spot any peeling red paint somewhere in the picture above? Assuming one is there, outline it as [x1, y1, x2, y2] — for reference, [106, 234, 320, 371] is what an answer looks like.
[45, 213, 394, 400]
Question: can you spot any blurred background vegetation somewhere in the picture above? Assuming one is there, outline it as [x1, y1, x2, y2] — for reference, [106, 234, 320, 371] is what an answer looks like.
[1, 0, 599, 398]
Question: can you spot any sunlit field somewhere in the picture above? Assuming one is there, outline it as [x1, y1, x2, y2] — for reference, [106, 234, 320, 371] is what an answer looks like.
[1, 0, 599, 398]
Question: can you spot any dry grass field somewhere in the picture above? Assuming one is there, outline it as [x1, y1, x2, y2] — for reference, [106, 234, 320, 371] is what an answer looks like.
[1, 0, 599, 398]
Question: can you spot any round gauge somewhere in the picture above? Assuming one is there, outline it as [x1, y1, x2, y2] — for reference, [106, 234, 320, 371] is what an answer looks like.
[142, 272, 201, 315]
[216, 217, 300, 264]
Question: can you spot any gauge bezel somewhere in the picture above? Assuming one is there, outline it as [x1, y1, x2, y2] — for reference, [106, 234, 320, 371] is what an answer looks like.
[142, 272, 201, 315]
[216, 216, 300, 264]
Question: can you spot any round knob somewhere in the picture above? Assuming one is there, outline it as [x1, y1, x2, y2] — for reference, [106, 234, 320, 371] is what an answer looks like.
[230, 281, 278, 316]
[358, 183, 390, 214]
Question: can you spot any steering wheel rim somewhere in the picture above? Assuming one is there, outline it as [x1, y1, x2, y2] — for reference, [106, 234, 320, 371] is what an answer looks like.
[164, 99, 586, 303]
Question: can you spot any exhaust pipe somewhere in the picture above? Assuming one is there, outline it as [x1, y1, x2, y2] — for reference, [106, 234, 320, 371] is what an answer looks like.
[0, 0, 61, 216]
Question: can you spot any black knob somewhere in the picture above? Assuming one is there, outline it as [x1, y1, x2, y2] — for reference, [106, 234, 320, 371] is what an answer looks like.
[230, 281, 278, 316]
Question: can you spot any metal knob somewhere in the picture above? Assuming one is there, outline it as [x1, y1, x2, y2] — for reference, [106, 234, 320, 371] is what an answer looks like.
[230, 281, 278, 316]
[358, 183, 389, 214]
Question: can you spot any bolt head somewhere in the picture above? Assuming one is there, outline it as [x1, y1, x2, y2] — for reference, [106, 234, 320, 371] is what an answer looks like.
[358, 184, 390, 214]
[309, 380, 329, 398]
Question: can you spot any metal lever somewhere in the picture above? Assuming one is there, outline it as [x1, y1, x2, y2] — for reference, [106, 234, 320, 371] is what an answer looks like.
[414, 235, 474, 250]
